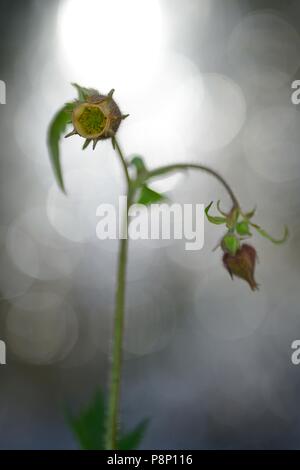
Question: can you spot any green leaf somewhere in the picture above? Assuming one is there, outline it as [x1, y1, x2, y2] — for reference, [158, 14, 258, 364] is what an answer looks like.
[47, 105, 72, 193]
[236, 221, 251, 236]
[118, 419, 149, 450]
[64, 101, 77, 114]
[137, 185, 166, 205]
[67, 391, 106, 450]
[250, 223, 289, 244]
[205, 202, 227, 225]
[130, 155, 147, 176]
[72, 83, 98, 101]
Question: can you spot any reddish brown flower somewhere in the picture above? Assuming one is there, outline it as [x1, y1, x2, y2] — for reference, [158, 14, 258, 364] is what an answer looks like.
[223, 244, 259, 291]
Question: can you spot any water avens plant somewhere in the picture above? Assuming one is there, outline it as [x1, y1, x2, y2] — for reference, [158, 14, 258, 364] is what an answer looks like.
[47, 84, 288, 450]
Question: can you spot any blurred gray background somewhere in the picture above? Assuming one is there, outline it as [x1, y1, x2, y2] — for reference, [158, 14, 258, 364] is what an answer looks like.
[0, 0, 300, 449]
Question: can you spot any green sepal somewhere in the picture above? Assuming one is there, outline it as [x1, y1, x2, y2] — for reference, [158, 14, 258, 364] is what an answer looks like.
[82, 139, 92, 150]
[226, 207, 239, 229]
[236, 220, 252, 236]
[222, 233, 240, 255]
[216, 200, 228, 216]
[72, 83, 99, 101]
[205, 202, 227, 225]
[250, 223, 289, 244]
[243, 206, 256, 219]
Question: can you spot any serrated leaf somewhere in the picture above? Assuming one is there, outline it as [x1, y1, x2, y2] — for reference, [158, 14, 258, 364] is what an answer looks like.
[250, 223, 289, 244]
[137, 185, 166, 205]
[47, 105, 72, 193]
[205, 202, 227, 225]
[67, 391, 106, 450]
[236, 221, 251, 236]
[118, 419, 149, 450]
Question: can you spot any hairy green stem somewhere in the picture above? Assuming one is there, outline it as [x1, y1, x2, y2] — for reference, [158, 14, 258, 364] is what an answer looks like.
[105, 138, 132, 450]
[113, 137, 131, 187]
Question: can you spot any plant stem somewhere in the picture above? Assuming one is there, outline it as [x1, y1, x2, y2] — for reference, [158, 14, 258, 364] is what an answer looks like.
[104, 149, 239, 449]
[113, 137, 131, 187]
[147, 163, 239, 208]
[105, 138, 132, 450]
[105, 222, 129, 449]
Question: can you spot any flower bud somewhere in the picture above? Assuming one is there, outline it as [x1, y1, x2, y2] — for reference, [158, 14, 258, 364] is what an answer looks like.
[221, 233, 240, 256]
[66, 90, 128, 150]
[223, 244, 259, 291]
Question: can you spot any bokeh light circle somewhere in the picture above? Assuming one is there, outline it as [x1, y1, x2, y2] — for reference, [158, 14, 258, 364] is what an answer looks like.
[243, 106, 300, 182]
[189, 73, 247, 153]
[228, 11, 300, 90]
[6, 292, 78, 365]
[6, 208, 82, 281]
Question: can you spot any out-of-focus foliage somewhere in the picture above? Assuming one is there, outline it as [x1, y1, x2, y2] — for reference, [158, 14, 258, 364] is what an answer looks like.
[68, 391, 148, 450]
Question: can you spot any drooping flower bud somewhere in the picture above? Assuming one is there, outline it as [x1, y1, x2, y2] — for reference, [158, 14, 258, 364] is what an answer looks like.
[223, 244, 259, 291]
[221, 233, 240, 256]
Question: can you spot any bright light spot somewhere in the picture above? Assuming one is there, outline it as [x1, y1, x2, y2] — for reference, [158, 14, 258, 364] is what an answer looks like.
[148, 173, 183, 194]
[193, 73, 246, 153]
[6, 208, 83, 280]
[57, 0, 163, 94]
[122, 55, 204, 187]
[129, 70, 245, 161]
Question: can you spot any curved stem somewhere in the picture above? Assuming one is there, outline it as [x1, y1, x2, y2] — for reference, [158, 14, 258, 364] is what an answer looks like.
[104, 149, 239, 449]
[147, 163, 239, 208]
[105, 138, 132, 450]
